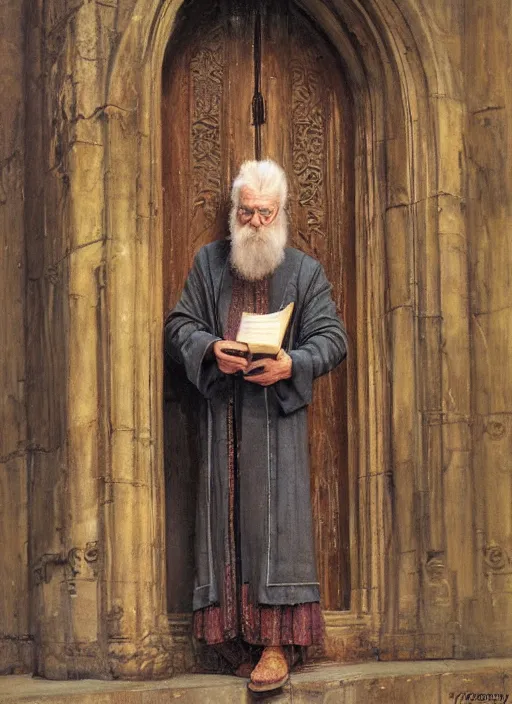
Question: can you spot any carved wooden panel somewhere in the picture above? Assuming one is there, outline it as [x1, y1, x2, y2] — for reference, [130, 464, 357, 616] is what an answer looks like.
[162, 0, 355, 613]
[163, 3, 224, 312]
[290, 43, 327, 251]
[190, 26, 224, 236]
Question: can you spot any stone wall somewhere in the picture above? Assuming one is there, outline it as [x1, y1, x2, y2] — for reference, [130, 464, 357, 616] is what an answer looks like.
[0, 0, 511, 680]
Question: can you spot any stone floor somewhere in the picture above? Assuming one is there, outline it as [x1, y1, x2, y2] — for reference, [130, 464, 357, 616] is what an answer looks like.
[1, 659, 511, 703]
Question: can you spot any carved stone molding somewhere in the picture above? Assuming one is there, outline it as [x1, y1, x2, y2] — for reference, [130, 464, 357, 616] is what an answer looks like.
[108, 615, 174, 680]
[425, 556, 451, 608]
[33, 542, 100, 595]
[37, 641, 110, 681]
[33, 553, 65, 586]
[107, 602, 124, 640]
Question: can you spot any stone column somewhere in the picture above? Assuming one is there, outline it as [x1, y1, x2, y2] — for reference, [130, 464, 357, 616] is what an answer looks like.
[102, 5, 175, 677]
[0, 0, 31, 675]
[466, 0, 512, 656]
[27, 0, 172, 679]
[27, 0, 106, 679]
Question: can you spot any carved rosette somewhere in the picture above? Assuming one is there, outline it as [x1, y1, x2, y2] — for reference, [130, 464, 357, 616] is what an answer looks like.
[190, 23, 224, 234]
[484, 542, 510, 571]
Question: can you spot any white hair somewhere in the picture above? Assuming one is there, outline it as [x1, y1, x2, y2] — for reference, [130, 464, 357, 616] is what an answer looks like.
[231, 160, 288, 208]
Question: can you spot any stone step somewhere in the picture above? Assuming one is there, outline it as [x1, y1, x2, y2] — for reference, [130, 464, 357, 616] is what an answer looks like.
[0, 659, 511, 704]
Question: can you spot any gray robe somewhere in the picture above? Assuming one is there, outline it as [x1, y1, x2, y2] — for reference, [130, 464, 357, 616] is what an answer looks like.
[165, 240, 348, 610]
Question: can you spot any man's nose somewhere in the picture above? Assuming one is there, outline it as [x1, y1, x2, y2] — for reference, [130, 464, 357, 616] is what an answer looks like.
[250, 211, 261, 228]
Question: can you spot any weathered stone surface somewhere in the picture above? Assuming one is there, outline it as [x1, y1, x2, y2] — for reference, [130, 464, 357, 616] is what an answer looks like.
[464, 0, 512, 658]
[0, 0, 511, 681]
[2, 660, 512, 704]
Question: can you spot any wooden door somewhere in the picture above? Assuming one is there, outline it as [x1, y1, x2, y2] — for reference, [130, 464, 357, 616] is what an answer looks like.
[162, 0, 355, 614]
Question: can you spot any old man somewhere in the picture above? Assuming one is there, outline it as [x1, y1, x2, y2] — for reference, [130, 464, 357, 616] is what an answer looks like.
[165, 160, 347, 692]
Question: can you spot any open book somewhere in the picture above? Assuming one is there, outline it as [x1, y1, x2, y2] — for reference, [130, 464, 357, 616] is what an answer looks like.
[234, 302, 294, 356]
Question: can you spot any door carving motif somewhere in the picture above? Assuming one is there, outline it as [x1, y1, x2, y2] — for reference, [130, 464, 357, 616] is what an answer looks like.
[291, 46, 326, 250]
[190, 29, 223, 230]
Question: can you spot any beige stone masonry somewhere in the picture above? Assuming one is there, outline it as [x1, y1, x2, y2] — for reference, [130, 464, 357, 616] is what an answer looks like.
[0, 0, 510, 681]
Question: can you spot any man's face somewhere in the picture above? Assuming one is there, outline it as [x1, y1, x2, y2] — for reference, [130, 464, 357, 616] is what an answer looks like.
[229, 186, 287, 281]
[236, 187, 280, 231]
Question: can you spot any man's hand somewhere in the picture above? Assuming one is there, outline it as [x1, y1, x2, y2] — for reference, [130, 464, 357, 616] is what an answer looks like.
[213, 341, 249, 374]
[244, 349, 292, 387]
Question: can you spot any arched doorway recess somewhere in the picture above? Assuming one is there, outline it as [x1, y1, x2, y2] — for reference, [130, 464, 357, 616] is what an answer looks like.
[163, 0, 355, 620]
[104, 0, 452, 674]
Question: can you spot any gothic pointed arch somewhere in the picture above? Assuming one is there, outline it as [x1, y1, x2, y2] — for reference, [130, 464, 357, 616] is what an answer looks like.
[95, 0, 467, 674]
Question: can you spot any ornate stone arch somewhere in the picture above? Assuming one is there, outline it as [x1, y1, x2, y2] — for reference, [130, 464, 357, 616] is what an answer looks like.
[44, 0, 464, 678]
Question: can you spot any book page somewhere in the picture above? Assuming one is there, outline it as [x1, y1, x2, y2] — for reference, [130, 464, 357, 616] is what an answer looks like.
[237, 310, 283, 346]
[236, 303, 294, 355]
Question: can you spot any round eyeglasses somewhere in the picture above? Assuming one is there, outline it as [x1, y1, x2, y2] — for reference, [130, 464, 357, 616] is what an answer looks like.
[237, 205, 276, 222]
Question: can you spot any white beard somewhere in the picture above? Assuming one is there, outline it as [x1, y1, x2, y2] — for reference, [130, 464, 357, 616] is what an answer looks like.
[229, 209, 288, 281]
